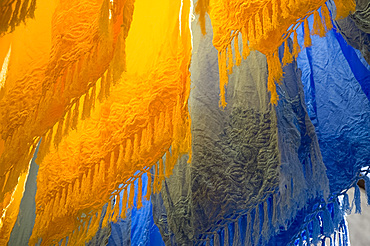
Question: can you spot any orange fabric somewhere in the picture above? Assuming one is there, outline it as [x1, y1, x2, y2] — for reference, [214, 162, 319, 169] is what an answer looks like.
[28, 0, 192, 245]
[196, 0, 356, 107]
[0, 0, 134, 243]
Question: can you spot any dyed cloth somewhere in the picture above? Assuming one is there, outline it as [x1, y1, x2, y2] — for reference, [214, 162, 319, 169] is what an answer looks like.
[1, 0, 370, 245]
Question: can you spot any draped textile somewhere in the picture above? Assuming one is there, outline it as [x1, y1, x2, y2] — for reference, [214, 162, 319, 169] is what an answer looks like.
[1, 0, 370, 245]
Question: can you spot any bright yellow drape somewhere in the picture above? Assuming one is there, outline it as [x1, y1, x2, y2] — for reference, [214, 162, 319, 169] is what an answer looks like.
[28, 0, 192, 245]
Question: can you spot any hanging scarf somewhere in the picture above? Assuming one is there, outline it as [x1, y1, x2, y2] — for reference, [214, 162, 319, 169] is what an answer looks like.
[195, 0, 355, 107]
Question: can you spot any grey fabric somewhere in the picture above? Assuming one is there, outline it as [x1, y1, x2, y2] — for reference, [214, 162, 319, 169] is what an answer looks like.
[8, 153, 39, 246]
[152, 13, 280, 245]
[335, 0, 370, 64]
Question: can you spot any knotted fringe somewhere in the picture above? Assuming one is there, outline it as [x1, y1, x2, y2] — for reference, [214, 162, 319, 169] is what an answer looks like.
[199, 174, 368, 246]
[36, 62, 122, 163]
[32, 172, 156, 246]
[195, 0, 210, 35]
[30, 96, 191, 245]
[289, 176, 370, 246]
[199, 194, 277, 246]
[0, 0, 37, 35]
[210, 0, 353, 107]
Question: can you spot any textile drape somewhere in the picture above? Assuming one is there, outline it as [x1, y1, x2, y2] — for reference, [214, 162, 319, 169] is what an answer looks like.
[1, 0, 369, 245]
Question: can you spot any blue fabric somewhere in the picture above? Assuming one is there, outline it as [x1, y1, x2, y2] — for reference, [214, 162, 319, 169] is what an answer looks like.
[107, 173, 165, 246]
[297, 25, 370, 193]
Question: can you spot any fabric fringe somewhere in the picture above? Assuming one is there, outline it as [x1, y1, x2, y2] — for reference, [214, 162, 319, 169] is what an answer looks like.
[354, 183, 361, 214]
[0, 0, 37, 35]
[206, 0, 353, 107]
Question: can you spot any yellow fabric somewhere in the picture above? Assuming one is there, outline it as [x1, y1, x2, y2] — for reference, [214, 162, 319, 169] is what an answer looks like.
[0, 0, 355, 245]
[28, 0, 191, 245]
[0, 0, 191, 244]
[196, 0, 356, 107]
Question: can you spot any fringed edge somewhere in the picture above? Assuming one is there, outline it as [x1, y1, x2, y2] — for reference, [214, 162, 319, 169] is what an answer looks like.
[198, 192, 278, 246]
[288, 167, 370, 246]
[30, 97, 191, 245]
[0, 0, 37, 35]
[215, 1, 341, 107]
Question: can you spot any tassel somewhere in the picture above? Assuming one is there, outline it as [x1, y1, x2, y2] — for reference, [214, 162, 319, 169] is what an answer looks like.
[271, 0, 279, 28]
[42, 128, 53, 158]
[153, 164, 158, 194]
[92, 164, 99, 192]
[140, 128, 147, 155]
[124, 138, 132, 165]
[248, 18, 256, 46]
[82, 90, 92, 120]
[312, 214, 320, 245]
[239, 216, 247, 245]
[71, 98, 80, 130]
[299, 234, 303, 246]
[63, 108, 71, 136]
[354, 183, 361, 214]
[245, 213, 252, 246]
[128, 182, 134, 208]
[218, 50, 228, 108]
[322, 207, 334, 236]
[165, 151, 173, 177]
[338, 229, 343, 246]
[102, 202, 111, 228]
[227, 44, 233, 75]
[105, 67, 111, 98]
[272, 193, 277, 227]
[98, 72, 106, 102]
[206, 237, 210, 246]
[116, 144, 124, 170]
[241, 27, 250, 60]
[132, 133, 140, 161]
[303, 18, 312, 48]
[233, 221, 241, 246]
[53, 118, 64, 148]
[145, 172, 152, 200]
[343, 192, 351, 214]
[158, 158, 164, 191]
[112, 194, 121, 223]
[99, 159, 106, 183]
[137, 177, 143, 209]
[333, 199, 343, 228]
[121, 188, 128, 219]
[146, 122, 153, 152]
[214, 232, 220, 246]
[312, 10, 325, 37]
[364, 176, 370, 205]
[234, 34, 242, 66]
[224, 225, 229, 246]
[109, 150, 116, 177]
[321, 4, 333, 32]
[59, 187, 66, 215]
[254, 13, 263, 38]
[261, 201, 269, 241]
[282, 40, 293, 66]
[262, 5, 272, 35]
[66, 183, 73, 209]
[53, 191, 60, 220]
[292, 30, 301, 58]
[253, 207, 260, 245]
